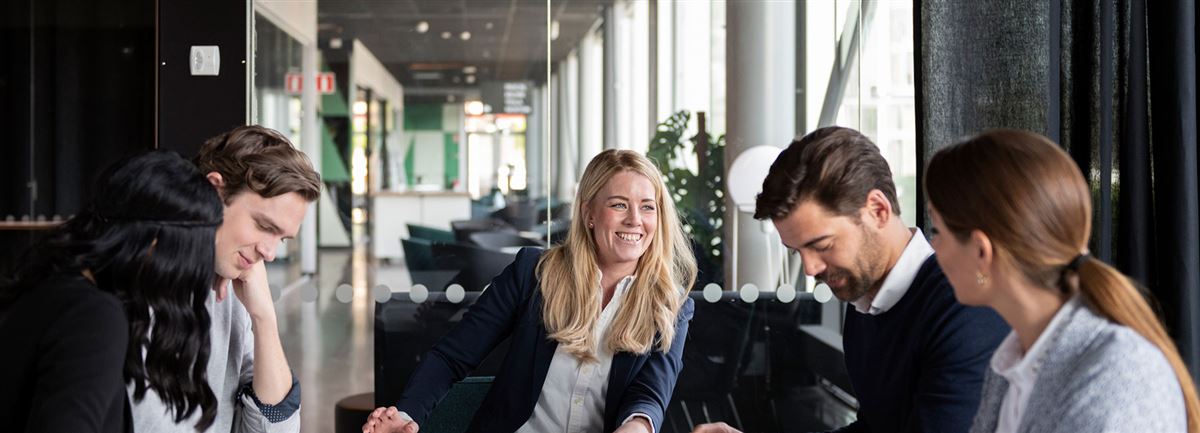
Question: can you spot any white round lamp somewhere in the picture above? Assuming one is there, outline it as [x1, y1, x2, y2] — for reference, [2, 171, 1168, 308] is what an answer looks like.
[726, 146, 784, 291]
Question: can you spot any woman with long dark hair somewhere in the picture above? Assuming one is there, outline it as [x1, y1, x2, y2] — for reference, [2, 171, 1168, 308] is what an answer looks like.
[925, 129, 1199, 432]
[0, 151, 222, 432]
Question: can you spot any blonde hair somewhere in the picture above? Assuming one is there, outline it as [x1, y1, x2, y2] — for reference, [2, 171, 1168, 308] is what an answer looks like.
[536, 149, 697, 362]
[926, 129, 1200, 432]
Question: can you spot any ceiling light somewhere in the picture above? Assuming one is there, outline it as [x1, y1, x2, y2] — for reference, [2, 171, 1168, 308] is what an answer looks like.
[485, 22, 494, 30]
[463, 66, 477, 74]
[551, 20, 560, 41]
[465, 101, 484, 115]
[460, 31, 471, 41]
[415, 21, 429, 33]
[465, 75, 476, 84]
[330, 37, 343, 49]
[441, 31, 452, 39]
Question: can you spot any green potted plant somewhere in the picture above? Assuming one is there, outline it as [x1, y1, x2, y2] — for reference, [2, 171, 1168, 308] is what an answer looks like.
[647, 111, 725, 289]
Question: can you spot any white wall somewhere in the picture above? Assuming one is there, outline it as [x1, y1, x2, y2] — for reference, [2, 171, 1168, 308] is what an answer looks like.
[350, 39, 404, 109]
[255, 0, 317, 45]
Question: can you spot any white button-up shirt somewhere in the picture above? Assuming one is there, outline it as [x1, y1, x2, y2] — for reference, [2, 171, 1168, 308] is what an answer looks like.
[850, 228, 934, 315]
[517, 275, 650, 433]
[990, 296, 1077, 433]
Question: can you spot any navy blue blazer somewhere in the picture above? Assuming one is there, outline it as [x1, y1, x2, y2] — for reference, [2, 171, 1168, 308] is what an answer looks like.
[396, 248, 695, 433]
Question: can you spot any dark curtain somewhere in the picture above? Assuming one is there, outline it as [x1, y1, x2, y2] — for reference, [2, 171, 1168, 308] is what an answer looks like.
[1058, 0, 1199, 376]
[917, 0, 1050, 155]
[919, 0, 1200, 378]
[1143, 0, 1198, 375]
[915, 0, 1052, 229]
[0, 0, 153, 270]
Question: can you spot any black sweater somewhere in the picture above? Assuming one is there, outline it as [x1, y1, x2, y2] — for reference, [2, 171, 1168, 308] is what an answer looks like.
[837, 257, 1008, 433]
[0, 274, 130, 433]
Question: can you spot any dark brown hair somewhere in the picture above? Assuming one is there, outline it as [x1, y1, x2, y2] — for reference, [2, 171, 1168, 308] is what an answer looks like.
[754, 126, 899, 220]
[194, 125, 321, 203]
[925, 128, 1200, 431]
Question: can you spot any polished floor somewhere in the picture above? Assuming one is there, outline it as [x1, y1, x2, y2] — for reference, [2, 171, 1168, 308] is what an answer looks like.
[269, 243, 411, 433]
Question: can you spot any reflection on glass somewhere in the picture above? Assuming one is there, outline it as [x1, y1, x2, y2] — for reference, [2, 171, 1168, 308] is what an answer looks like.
[836, 1, 917, 225]
[309, 0, 555, 294]
[804, 0, 917, 225]
[253, 13, 303, 144]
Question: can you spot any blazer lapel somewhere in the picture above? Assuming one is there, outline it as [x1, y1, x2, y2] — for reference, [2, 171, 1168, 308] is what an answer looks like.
[603, 352, 642, 427]
[530, 303, 558, 406]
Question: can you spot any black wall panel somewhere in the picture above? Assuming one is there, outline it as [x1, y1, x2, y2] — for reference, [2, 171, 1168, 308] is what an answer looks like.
[157, 0, 247, 157]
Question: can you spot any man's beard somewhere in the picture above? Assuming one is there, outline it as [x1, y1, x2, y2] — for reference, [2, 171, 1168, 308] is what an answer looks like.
[821, 227, 884, 303]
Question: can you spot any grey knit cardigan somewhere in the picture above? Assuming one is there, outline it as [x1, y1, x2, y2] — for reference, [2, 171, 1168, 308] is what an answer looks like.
[969, 297, 1188, 433]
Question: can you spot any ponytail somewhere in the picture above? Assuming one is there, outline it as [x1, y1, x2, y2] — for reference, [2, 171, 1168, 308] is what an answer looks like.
[1073, 257, 1200, 432]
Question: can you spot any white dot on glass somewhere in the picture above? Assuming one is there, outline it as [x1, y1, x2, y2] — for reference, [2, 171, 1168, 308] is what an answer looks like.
[335, 284, 353, 303]
[703, 283, 722, 303]
[814, 283, 834, 303]
[740, 284, 759, 303]
[410, 284, 429, 303]
[373, 284, 391, 303]
[777, 284, 796, 303]
[447, 284, 465, 304]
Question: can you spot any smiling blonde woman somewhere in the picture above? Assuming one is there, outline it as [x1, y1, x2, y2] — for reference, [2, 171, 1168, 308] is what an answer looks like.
[364, 149, 697, 433]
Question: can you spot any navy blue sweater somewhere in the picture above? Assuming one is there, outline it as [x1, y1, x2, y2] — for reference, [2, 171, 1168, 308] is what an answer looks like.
[837, 257, 1008, 433]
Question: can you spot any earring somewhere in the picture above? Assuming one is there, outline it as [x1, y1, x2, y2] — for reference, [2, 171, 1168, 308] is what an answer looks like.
[976, 271, 990, 287]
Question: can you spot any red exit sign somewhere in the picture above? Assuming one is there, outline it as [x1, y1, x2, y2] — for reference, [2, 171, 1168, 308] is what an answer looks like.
[284, 72, 336, 95]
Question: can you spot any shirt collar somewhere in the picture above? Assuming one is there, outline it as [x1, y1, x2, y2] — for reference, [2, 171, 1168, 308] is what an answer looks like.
[991, 295, 1080, 381]
[597, 274, 637, 300]
[850, 228, 934, 315]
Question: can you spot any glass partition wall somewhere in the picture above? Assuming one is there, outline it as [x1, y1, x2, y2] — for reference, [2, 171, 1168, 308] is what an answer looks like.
[255, 1, 919, 432]
[380, 1, 915, 431]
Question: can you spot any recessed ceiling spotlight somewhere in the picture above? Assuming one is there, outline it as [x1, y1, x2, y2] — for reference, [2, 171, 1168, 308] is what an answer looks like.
[485, 22, 494, 30]
[441, 31, 452, 39]
[330, 37, 343, 49]
[415, 21, 429, 33]
[465, 75, 476, 84]
[482, 50, 491, 59]
[463, 66, 477, 74]
[460, 31, 471, 41]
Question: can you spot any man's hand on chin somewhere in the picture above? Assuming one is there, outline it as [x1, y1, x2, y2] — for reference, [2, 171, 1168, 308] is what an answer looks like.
[232, 261, 275, 321]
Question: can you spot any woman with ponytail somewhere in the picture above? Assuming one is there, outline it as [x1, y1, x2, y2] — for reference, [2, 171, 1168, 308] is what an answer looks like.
[0, 151, 222, 432]
[924, 129, 1198, 433]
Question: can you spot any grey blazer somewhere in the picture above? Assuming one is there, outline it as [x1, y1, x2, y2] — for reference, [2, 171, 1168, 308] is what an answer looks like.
[970, 298, 1187, 433]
